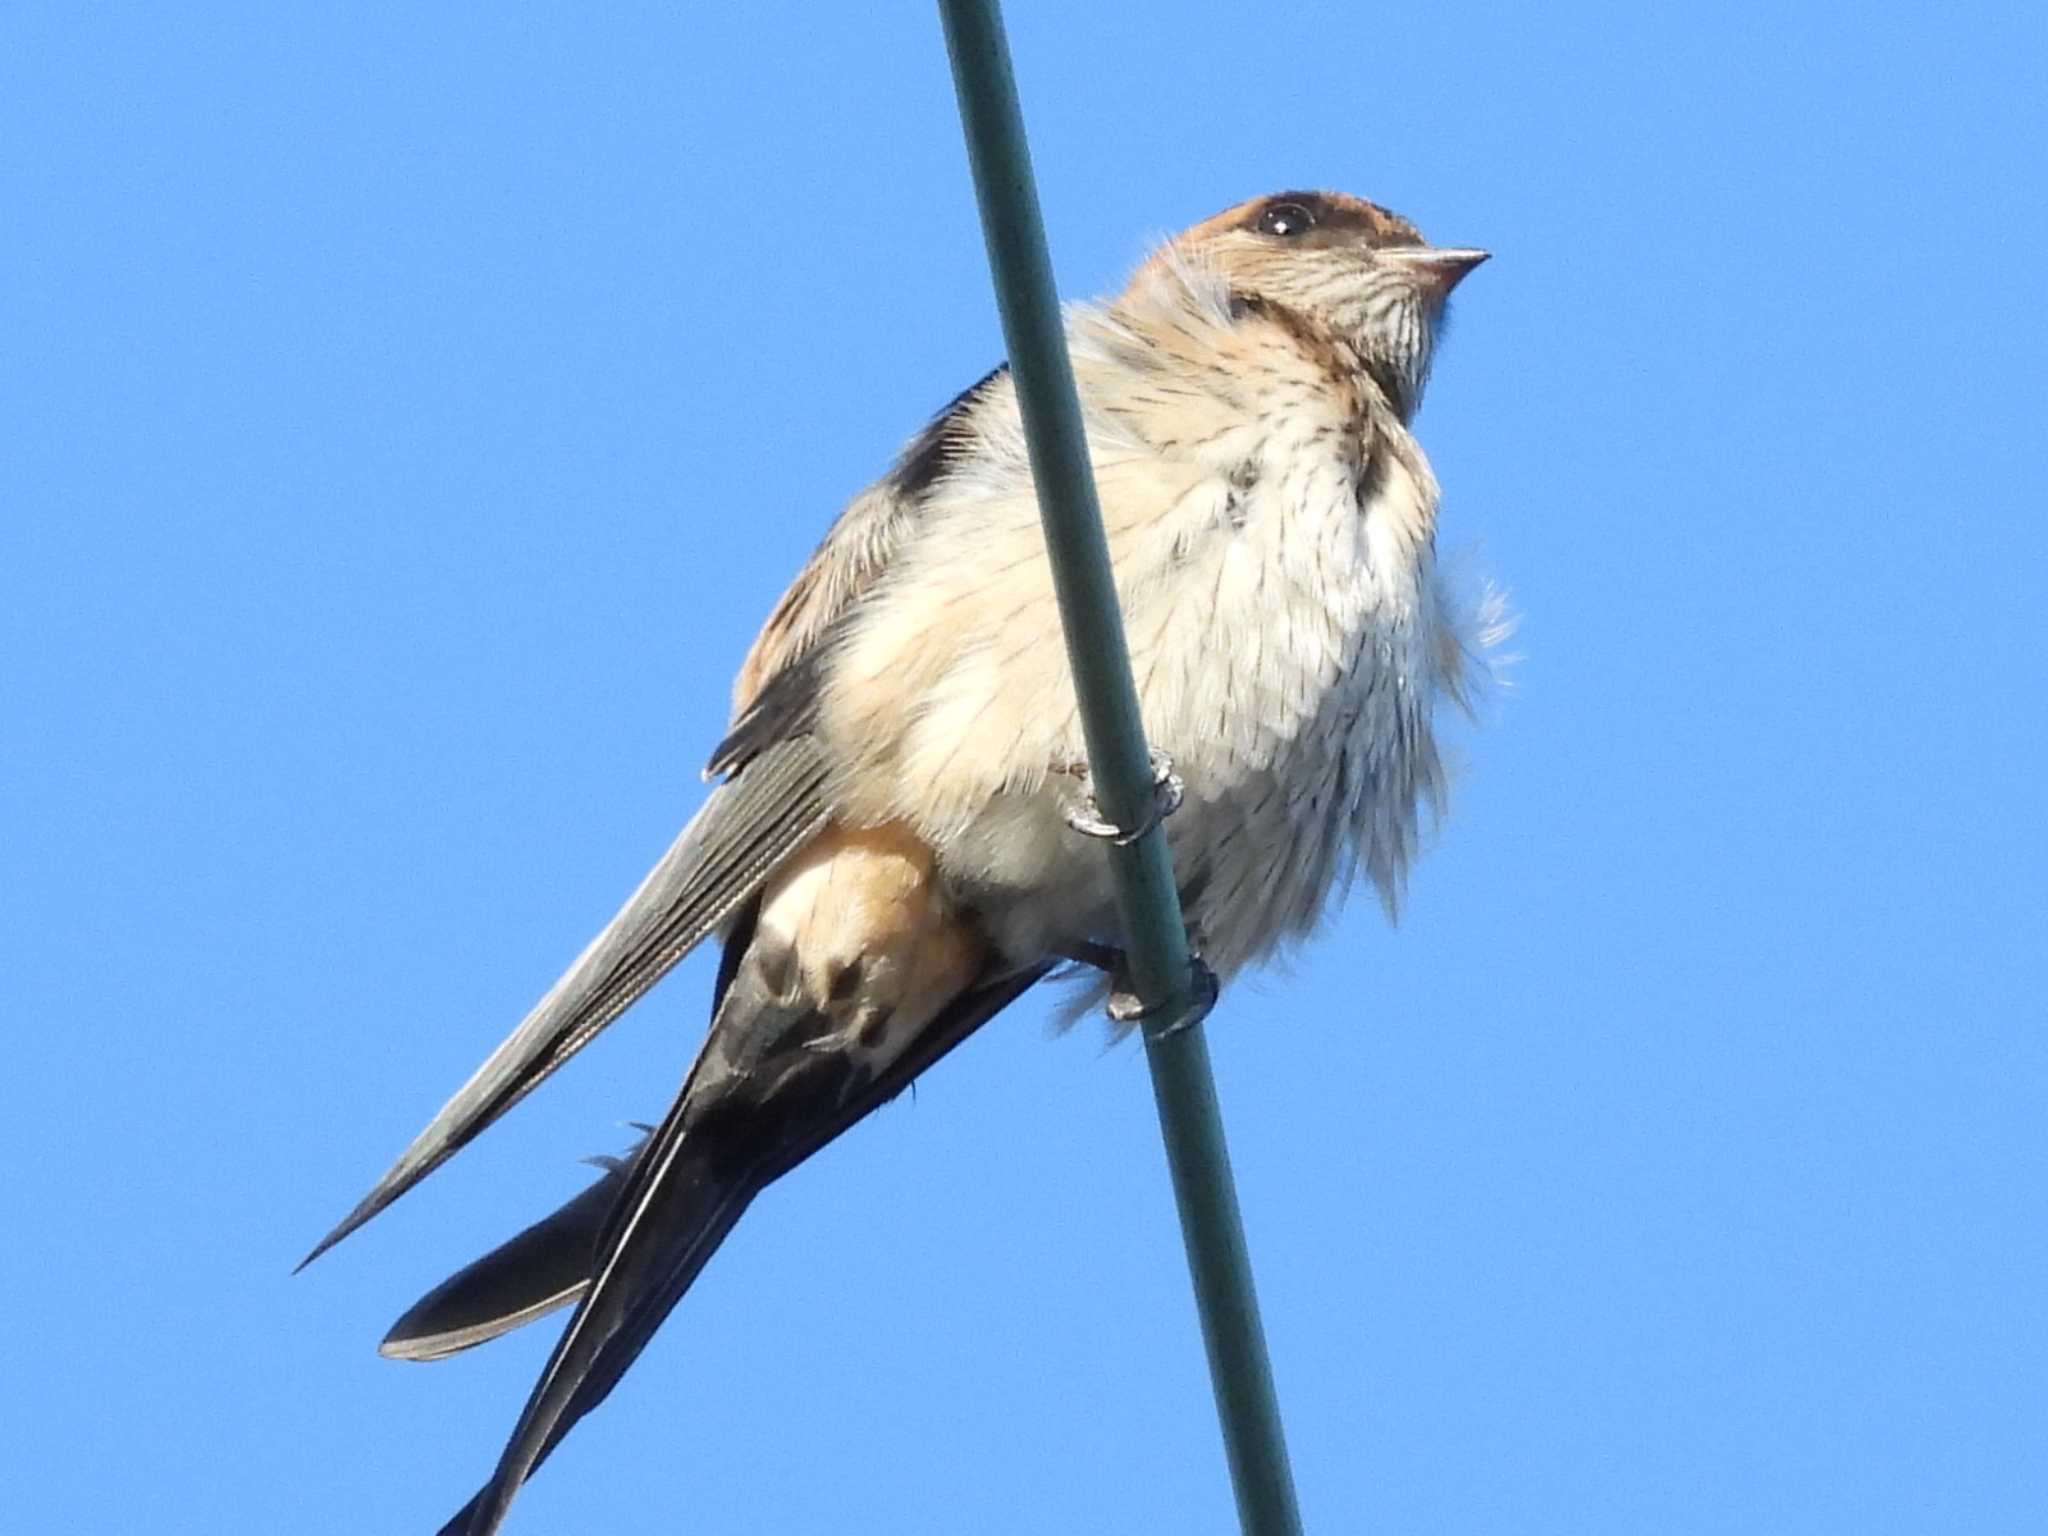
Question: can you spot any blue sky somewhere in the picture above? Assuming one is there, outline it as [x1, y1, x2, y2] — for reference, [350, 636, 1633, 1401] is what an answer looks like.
[4, 4, 2043, 1532]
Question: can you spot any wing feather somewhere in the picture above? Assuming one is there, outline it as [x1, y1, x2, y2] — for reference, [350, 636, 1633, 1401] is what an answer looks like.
[300, 738, 832, 1269]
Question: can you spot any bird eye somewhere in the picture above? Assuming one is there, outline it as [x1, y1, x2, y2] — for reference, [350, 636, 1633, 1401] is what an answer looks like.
[1256, 201, 1317, 238]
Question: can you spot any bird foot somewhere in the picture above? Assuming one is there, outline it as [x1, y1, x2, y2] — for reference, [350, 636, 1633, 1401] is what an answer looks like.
[1057, 939, 1219, 1037]
[1108, 954, 1219, 1037]
[1058, 748, 1184, 846]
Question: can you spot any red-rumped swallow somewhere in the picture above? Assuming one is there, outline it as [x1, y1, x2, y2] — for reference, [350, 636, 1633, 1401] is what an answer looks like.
[304, 190, 1499, 1536]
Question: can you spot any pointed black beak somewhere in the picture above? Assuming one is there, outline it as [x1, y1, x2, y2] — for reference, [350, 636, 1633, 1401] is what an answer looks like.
[1386, 246, 1490, 299]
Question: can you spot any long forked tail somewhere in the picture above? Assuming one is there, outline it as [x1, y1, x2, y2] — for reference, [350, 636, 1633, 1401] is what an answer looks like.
[434, 1139, 764, 1536]
[379, 1148, 634, 1363]
[422, 957, 1053, 1536]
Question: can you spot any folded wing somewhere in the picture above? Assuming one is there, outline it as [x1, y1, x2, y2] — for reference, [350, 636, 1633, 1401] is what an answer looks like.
[300, 737, 832, 1270]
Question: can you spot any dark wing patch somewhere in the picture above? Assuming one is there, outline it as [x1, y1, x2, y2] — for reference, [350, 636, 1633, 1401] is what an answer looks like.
[299, 737, 833, 1270]
[889, 364, 1008, 502]
[704, 645, 825, 780]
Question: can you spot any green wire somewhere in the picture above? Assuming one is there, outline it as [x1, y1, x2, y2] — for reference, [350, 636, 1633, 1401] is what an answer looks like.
[935, 4, 1304, 1531]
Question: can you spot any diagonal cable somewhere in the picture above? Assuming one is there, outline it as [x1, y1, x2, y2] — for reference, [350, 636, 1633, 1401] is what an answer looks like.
[935, 5, 1303, 1531]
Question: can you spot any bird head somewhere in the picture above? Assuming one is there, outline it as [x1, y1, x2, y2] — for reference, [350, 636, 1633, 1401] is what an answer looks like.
[1158, 189, 1487, 421]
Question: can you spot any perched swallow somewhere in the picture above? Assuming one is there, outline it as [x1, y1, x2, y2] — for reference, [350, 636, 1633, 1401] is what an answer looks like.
[304, 190, 1500, 1535]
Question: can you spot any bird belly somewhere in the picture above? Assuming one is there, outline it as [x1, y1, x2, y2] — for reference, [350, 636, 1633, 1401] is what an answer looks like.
[944, 463, 1440, 979]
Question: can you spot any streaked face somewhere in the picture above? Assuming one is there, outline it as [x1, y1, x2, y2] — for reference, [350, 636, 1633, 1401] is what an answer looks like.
[1169, 190, 1485, 420]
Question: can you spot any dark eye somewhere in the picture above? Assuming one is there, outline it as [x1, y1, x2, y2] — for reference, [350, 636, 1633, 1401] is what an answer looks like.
[1256, 201, 1317, 238]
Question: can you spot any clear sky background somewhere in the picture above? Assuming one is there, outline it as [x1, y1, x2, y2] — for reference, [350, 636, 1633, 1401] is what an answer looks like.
[4, 4, 2043, 1533]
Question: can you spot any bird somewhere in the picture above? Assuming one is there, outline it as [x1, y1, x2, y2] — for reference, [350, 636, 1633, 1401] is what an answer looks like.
[303, 188, 1501, 1535]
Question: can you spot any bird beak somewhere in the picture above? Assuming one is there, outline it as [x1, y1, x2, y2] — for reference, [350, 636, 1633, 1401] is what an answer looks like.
[1385, 246, 1490, 299]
